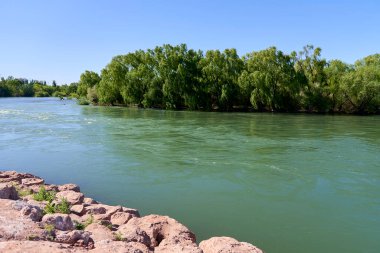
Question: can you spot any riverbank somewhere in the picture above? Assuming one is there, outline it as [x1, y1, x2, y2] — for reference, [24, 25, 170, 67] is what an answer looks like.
[0, 170, 263, 252]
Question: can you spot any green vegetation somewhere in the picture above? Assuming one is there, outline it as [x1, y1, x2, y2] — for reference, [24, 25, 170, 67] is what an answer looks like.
[43, 224, 55, 241]
[42, 198, 71, 215]
[54, 198, 71, 214]
[77, 44, 379, 114]
[33, 186, 56, 202]
[73, 215, 94, 230]
[0, 77, 78, 98]
[13, 184, 32, 197]
[73, 221, 85, 230]
[26, 234, 39, 241]
[114, 232, 123, 241]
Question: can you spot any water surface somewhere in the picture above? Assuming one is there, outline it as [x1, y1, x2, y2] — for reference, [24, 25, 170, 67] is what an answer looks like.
[0, 97, 379, 253]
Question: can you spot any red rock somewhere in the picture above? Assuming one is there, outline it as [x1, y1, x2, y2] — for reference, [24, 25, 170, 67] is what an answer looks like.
[117, 225, 151, 246]
[117, 215, 201, 252]
[84, 223, 114, 243]
[55, 230, 91, 245]
[21, 177, 44, 186]
[0, 240, 87, 253]
[0, 199, 45, 240]
[122, 207, 140, 217]
[90, 240, 151, 253]
[0, 183, 18, 200]
[58, 184, 80, 192]
[42, 214, 74, 231]
[70, 204, 85, 215]
[199, 237, 264, 253]
[83, 197, 97, 205]
[110, 212, 133, 226]
[56, 190, 84, 205]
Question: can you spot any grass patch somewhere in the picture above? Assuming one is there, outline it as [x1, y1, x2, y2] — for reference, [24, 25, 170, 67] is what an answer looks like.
[114, 232, 123, 241]
[42, 197, 71, 215]
[33, 186, 56, 202]
[74, 221, 85, 230]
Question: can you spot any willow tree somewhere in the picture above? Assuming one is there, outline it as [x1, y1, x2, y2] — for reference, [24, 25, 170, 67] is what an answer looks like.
[239, 47, 300, 111]
[294, 45, 329, 112]
[341, 54, 380, 113]
[97, 56, 126, 105]
[200, 48, 243, 110]
[77, 71, 101, 97]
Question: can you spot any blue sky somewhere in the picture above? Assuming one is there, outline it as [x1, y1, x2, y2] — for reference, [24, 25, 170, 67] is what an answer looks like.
[0, 0, 379, 84]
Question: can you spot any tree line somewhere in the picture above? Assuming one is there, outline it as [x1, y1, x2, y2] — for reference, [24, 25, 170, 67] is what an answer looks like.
[78, 44, 379, 114]
[0, 77, 78, 98]
[2, 44, 379, 114]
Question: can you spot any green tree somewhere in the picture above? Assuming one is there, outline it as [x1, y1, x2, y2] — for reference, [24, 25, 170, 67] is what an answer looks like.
[238, 47, 299, 111]
[77, 71, 101, 97]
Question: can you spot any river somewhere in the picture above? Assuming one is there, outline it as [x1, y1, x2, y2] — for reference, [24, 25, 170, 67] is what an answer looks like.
[0, 97, 379, 252]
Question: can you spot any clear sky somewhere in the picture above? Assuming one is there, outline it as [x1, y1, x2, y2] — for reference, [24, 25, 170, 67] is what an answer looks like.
[0, 0, 379, 85]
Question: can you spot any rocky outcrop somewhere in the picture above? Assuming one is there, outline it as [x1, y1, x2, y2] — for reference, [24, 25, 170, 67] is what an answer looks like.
[0, 183, 18, 200]
[0, 170, 264, 252]
[199, 237, 264, 253]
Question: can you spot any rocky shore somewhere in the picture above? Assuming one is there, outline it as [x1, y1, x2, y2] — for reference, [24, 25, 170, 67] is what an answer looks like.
[0, 170, 263, 253]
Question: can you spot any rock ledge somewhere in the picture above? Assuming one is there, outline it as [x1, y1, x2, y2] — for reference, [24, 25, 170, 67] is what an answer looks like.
[0, 170, 263, 252]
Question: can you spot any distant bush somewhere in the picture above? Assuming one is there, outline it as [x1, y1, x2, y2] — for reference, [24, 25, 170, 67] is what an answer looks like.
[77, 98, 90, 105]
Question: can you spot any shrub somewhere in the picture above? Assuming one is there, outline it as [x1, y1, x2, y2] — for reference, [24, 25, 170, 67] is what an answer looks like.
[33, 186, 56, 202]
[55, 198, 70, 214]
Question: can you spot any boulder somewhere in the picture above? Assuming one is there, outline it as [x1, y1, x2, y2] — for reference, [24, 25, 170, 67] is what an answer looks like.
[11, 200, 43, 222]
[110, 212, 133, 226]
[117, 215, 200, 251]
[58, 184, 80, 193]
[21, 178, 44, 186]
[0, 171, 38, 184]
[56, 190, 84, 205]
[0, 240, 87, 253]
[122, 207, 140, 217]
[84, 204, 122, 221]
[84, 223, 114, 243]
[55, 230, 91, 245]
[0, 199, 45, 240]
[0, 183, 18, 200]
[90, 240, 151, 253]
[70, 204, 85, 215]
[199, 237, 264, 253]
[42, 214, 74, 231]
[117, 225, 151, 246]
[83, 197, 97, 205]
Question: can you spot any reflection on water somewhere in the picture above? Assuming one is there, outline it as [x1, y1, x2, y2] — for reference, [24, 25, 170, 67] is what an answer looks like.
[1, 98, 380, 253]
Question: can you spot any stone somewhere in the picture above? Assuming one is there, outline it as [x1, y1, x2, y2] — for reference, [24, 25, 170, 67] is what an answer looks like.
[0, 240, 87, 253]
[0, 183, 18, 200]
[84, 205, 107, 215]
[42, 214, 74, 231]
[110, 212, 133, 226]
[11, 200, 43, 222]
[55, 230, 91, 245]
[90, 240, 151, 253]
[56, 190, 84, 205]
[21, 177, 44, 186]
[122, 207, 140, 217]
[58, 184, 80, 192]
[117, 225, 151, 246]
[84, 204, 123, 221]
[84, 223, 114, 243]
[0, 199, 45, 240]
[0, 171, 38, 184]
[70, 204, 85, 215]
[199, 237, 264, 253]
[83, 197, 97, 205]
[117, 215, 200, 252]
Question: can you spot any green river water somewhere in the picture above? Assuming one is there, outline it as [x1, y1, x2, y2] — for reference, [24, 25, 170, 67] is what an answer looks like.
[0, 97, 379, 252]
